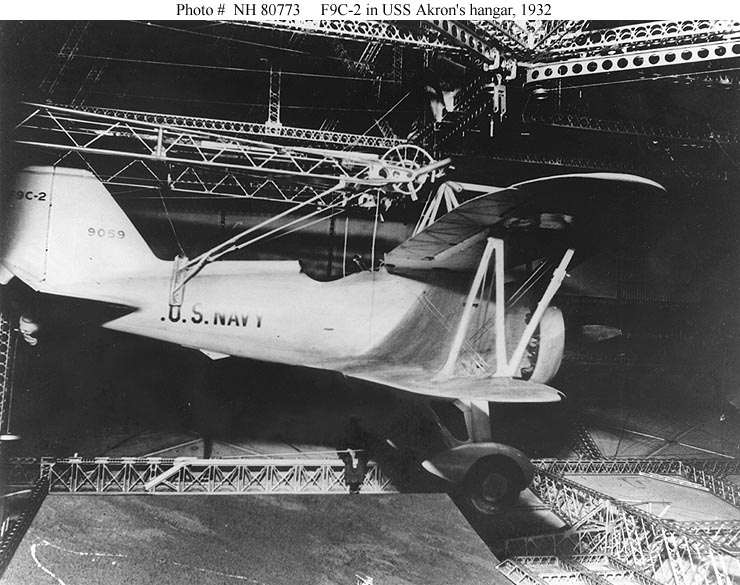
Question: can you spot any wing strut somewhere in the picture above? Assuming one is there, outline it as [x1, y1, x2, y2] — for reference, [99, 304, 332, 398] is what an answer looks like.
[438, 236, 575, 380]
[499, 248, 574, 377]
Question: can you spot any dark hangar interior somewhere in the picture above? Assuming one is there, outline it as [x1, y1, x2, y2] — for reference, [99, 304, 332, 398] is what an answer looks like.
[0, 20, 740, 584]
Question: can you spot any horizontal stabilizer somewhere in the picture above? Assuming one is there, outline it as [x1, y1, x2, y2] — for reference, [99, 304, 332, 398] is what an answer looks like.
[346, 365, 562, 403]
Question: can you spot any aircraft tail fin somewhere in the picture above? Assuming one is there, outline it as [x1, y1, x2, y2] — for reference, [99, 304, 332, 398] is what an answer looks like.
[0, 166, 162, 293]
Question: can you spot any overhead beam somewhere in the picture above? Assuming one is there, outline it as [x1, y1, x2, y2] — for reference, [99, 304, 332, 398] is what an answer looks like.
[543, 20, 740, 61]
[75, 104, 405, 151]
[526, 38, 740, 85]
[426, 20, 501, 63]
[230, 20, 461, 51]
[15, 103, 431, 191]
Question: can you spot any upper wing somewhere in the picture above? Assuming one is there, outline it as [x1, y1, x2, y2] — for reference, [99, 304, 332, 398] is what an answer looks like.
[385, 173, 665, 272]
[344, 365, 562, 403]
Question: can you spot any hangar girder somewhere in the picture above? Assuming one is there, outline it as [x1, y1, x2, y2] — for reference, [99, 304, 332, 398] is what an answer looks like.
[0, 314, 17, 444]
[231, 20, 462, 51]
[33, 457, 395, 495]
[525, 38, 740, 86]
[0, 475, 48, 580]
[540, 20, 740, 61]
[506, 470, 740, 585]
[499, 555, 664, 585]
[74, 105, 406, 151]
[535, 458, 740, 477]
[449, 20, 590, 60]
[15, 103, 446, 203]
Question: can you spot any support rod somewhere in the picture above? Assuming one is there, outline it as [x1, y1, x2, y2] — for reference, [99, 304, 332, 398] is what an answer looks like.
[501, 249, 574, 377]
[440, 236, 496, 377]
[493, 238, 507, 372]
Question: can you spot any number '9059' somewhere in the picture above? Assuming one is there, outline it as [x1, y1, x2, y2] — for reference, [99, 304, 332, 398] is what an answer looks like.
[88, 228, 126, 239]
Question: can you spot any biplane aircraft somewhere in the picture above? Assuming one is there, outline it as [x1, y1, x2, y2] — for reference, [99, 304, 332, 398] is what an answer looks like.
[0, 160, 664, 514]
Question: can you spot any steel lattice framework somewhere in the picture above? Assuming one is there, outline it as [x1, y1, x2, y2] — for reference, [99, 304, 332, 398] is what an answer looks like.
[681, 521, 740, 554]
[525, 38, 740, 86]
[567, 423, 605, 460]
[465, 21, 589, 60]
[39, 457, 396, 495]
[0, 313, 16, 438]
[230, 20, 462, 51]
[499, 554, 666, 585]
[15, 103, 444, 203]
[0, 475, 48, 580]
[505, 470, 740, 585]
[70, 106, 406, 152]
[543, 20, 740, 61]
[534, 458, 740, 478]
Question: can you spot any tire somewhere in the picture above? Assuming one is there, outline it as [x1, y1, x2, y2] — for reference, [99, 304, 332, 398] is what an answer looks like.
[463, 456, 523, 516]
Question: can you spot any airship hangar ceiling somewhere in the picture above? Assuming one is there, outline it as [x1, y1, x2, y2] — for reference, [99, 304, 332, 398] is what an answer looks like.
[1, 20, 740, 584]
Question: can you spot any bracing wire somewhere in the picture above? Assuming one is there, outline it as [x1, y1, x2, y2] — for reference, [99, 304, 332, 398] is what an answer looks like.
[158, 185, 186, 257]
[342, 214, 349, 278]
[370, 192, 380, 273]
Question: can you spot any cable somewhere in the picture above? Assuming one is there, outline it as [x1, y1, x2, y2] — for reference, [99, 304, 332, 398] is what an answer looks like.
[347, 91, 412, 152]
[82, 89, 408, 113]
[132, 21, 374, 70]
[157, 185, 186, 257]
[67, 52, 388, 84]
[370, 193, 380, 272]
[342, 214, 349, 278]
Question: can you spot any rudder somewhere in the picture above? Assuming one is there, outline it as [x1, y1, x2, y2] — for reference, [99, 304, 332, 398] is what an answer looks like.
[0, 166, 162, 292]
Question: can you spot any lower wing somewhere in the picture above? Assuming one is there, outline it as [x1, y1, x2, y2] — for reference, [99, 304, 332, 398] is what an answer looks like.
[344, 365, 562, 403]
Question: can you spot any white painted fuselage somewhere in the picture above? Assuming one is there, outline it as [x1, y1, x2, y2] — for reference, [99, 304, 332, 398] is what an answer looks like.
[102, 262, 431, 369]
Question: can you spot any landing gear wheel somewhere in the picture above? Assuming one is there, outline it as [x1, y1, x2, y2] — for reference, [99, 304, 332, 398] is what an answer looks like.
[463, 457, 522, 516]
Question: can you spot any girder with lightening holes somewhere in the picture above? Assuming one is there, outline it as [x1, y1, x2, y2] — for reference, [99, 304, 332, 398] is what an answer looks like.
[426, 21, 501, 62]
[15, 104, 429, 199]
[413, 75, 488, 147]
[526, 38, 740, 86]
[506, 470, 740, 585]
[75, 105, 406, 151]
[469, 21, 589, 60]
[39, 457, 396, 495]
[542, 20, 740, 61]
[230, 20, 461, 51]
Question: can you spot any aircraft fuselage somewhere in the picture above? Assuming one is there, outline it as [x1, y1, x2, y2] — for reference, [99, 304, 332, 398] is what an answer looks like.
[102, 263, 431, 369]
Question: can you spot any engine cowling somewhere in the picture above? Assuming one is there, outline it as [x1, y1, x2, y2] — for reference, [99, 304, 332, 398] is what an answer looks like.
[521, 306, 565, 384]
